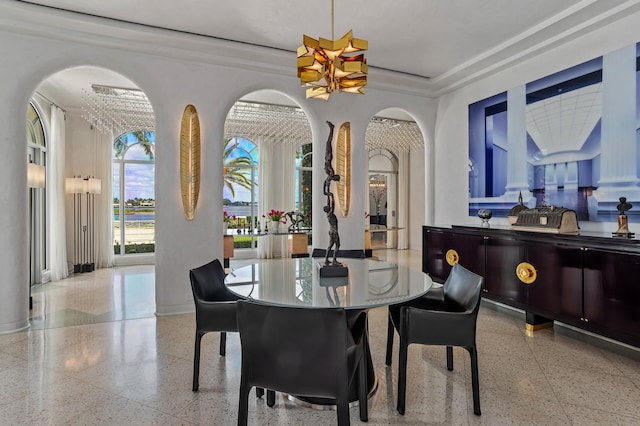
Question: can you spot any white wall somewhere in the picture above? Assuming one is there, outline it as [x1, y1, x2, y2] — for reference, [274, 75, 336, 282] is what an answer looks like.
[0, 1, 437, 332]
[433, 8, 640, 232]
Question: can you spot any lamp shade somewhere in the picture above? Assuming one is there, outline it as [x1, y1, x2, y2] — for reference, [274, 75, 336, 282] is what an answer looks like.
[88, 178, 102, 194]
[27, 163, 46, 188]
[65, 177, 84, 194]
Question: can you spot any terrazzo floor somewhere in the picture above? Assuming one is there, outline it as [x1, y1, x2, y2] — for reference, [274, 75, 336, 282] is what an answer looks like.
[2, 249, 640, 424]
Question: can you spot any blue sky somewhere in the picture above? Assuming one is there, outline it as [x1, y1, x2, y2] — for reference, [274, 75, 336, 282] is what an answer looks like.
[113, 132, 155, 201]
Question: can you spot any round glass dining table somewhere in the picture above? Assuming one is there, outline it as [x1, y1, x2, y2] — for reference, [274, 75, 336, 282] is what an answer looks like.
[225, 257, 433, 406]
[224, 257, 433, 310]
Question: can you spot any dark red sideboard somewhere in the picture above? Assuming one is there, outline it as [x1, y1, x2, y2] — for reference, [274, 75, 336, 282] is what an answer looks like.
[423, 225, 640, 348]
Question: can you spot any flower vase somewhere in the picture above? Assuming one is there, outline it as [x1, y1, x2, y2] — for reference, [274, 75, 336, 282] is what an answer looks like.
[222, 222, 228, 235]
[270, 221, 280, 234]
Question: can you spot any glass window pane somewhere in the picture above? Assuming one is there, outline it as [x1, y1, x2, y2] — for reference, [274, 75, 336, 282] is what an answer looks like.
[122, 163, 155, 254]
[124, 143, 154, 161]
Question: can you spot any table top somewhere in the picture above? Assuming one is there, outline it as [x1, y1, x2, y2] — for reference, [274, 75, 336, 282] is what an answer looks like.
[225, 257, 433, 310]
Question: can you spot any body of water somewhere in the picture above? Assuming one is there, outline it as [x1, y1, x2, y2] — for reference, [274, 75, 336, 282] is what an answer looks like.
[115, 213, 155, 221]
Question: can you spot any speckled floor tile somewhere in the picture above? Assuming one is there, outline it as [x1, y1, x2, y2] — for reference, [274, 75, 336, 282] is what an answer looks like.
[2, 250, 640, 425]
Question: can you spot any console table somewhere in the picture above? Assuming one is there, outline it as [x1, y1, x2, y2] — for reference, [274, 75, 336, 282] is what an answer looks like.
[423, 225, 640, 348]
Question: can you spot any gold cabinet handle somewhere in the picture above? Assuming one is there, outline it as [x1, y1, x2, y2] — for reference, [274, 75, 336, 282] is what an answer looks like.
[516, 262, 537, 284]
[445, 249, 459, 266]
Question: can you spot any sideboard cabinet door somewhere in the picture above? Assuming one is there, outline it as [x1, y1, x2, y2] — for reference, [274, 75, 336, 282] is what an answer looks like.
[423, 228, 485, 282]
[584, 249, 640, 346]
[485, 237, 582, 321]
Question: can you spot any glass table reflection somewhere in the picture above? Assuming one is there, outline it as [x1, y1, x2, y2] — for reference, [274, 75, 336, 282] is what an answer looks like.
[225, 257, 433, 309]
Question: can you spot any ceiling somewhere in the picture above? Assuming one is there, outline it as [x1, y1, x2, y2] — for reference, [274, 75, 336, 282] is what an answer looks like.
[26, 0, 640, 113]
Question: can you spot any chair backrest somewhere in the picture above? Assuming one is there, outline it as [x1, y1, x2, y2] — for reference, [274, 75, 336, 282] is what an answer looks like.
[311, 249, 365, 259]
[189, 259, 236, 303]
[237, 300, 350, 398]
[443, 263, 484, 313]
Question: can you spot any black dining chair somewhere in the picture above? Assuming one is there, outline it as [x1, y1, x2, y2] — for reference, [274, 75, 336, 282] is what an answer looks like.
[311, 248, 365, 259]
[189, 258, 243, 391]
[385, 263, 484, 415]
[236, 300, 369, 426]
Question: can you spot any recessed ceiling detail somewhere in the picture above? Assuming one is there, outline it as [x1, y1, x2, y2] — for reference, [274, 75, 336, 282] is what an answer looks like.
[526, 83, 602, 156]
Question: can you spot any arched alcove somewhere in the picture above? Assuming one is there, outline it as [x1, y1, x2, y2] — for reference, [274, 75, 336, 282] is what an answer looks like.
[365, 108, 425, 250]
[223, 90, 313, 259]
[28, 65, 157, 327]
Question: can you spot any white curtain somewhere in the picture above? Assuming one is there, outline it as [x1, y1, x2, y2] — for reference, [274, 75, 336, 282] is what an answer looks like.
[257, 139, 297, 258]
[48, 106, 68, 281]
[397, 151, 409, 249]
[282, 143, 297, 212]
[257, 140, 274, 258]
[94, 128, 115, 268]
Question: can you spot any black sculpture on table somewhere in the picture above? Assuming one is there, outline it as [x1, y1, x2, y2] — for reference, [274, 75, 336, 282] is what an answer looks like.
[318, 121, 348, 277]
[285, 211, 304, 233]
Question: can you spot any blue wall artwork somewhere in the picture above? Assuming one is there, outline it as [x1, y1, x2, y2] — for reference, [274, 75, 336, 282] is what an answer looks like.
[469, 42, 640, 224]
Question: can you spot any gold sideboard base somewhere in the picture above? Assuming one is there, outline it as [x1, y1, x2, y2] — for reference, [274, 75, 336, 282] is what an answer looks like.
[525, 321, 553, 332]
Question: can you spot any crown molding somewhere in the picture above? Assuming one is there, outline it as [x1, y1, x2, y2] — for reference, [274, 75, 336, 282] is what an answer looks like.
[0, 0, 436, 97]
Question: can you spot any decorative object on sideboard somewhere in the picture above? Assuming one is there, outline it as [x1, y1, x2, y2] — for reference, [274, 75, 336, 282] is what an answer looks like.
[508, 191, 529, 224]
[477, 209, 493, 228]
[179, 104, 200, 220]
[511, 205, 579, 234]
[613, 197, 634, 238]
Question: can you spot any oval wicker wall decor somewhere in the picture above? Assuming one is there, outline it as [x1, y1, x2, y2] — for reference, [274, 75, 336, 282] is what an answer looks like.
[336, 122, 351, 217]
[180, 104, 201, 220]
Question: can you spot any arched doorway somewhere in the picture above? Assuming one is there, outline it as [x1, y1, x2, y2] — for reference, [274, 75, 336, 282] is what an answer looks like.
[223, 90, 312, 259]
[29, 66, 156, 328]
[366, 108, 425, 250]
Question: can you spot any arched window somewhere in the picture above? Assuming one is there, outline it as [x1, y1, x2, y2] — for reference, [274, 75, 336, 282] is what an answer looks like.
[223, 137, 258, 248]
[112, 131, 155, 255]
[27, 102, 47, 282]
[295, 143, 312, 228]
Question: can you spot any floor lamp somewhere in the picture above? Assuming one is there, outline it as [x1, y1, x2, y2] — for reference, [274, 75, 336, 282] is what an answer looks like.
[65, 176, 84, 273]
[27, 162, 45, 310]
[66, 176, 101, 273]
[83, 177, 101, 272]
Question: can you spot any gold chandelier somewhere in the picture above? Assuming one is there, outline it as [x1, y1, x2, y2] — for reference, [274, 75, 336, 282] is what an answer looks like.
[296, 0, 368, 101]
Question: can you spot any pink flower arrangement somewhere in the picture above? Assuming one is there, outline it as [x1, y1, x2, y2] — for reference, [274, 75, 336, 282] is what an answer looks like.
[223, 211, 236, 223]
[264, 209, 286, 222]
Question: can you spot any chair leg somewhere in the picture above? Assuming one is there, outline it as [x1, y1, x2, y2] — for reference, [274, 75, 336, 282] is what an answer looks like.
[469, 346, 481, 415]
[219, 331, 227, 356]
[358, 355, 368, 422]
[192, 331, 203, 391]
[385, 314, 394, 366]
[238, 378, 251, 426]
[256, 387, 264, 398]
[397, 337, 408, 415]
[266, 390, 276, 407]
[446, 346, 454, 371]
[336, 398, 350, 426]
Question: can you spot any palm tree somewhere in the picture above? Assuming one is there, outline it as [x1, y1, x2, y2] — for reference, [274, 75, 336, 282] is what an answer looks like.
[224, 137, 253, 198]
[114, 130, 154, 159]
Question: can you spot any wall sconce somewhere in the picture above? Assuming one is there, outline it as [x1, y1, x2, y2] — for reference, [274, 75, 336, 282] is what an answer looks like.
[180, 104, 201, 220]
[66, 176, 101, 273]
[335, 122, 351, 217]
